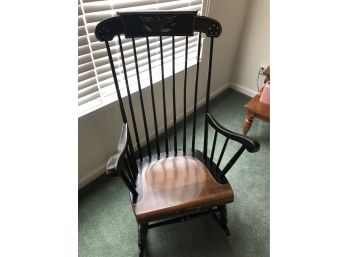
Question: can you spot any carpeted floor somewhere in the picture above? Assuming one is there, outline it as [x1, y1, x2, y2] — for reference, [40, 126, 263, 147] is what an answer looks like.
[79, 89, 270, 257]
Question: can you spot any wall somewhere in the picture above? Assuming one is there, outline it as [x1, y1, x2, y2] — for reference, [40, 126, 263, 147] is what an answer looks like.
[78, 0, 251, 189]
[231, 0, 270, 96]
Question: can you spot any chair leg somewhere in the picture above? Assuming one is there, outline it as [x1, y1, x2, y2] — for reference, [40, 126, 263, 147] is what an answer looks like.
[138, 223, 148, 257]
[243, 111, 254, 136]
[213, 205, 231, 236]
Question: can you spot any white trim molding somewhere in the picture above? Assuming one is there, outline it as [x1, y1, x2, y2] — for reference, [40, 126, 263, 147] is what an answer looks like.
[229, 82, 258, 98]
[79, 163, 106, 189]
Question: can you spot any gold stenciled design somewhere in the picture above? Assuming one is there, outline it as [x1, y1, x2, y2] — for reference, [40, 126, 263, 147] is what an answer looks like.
[139, 15, 177, 33]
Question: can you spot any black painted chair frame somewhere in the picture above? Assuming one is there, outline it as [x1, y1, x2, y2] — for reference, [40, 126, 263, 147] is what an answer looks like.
[95, 11, 260, 257]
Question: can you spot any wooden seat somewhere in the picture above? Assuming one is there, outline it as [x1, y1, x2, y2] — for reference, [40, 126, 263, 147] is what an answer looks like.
[133, 156, 234, 222]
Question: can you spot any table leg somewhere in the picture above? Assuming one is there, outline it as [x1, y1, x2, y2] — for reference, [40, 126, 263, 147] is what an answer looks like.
[243, 111, 254, 136]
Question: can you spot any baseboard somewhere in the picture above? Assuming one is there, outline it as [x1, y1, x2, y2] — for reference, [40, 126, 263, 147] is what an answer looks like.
[229, 82, 258, 98]
[78, 83, 230, 190]
[79, 163, 106, 190]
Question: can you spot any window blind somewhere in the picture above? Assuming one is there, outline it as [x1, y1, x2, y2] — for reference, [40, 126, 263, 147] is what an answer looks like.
[78, 0, 204, 116]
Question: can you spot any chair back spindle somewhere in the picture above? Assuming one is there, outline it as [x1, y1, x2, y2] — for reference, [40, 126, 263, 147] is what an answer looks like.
[131, 37, 152, 158]
[191, 32, 202, 154]
[146, 37, 161, 158]
[203, 37, 215, 160]
[159, 35, 169, 156]
[117, 35, 143, 160]
[96, 11, 227, 166]
[172, 36, 177, 156]
[183, 36, 189, 154]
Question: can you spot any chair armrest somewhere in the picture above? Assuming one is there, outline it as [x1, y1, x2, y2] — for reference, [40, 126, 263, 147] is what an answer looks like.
[206, 113, 260, 153]
[106, 123, 128, 176]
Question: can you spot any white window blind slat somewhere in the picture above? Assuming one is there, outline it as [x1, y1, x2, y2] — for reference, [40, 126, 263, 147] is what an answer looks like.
[79, 77, 98, 91]
[93, 40, 197, 85]
[78, 5, 83, 15]
[78, 61, 95, 74]
[85, 12, 113, 23]
[78, 54, 93, 66]
[82, 0, 189, 15]
[78, 45, 92, 56]
[78, 69, 96, 82]
[81, 0, 106, 4]
[78, 91, 102, 106]
[78, 26, 87, 37]
[98, 46, 197, 92]
[78, 84, 99, 99]
[78, 35, 89, 46]
[78, 0, 204, 117]
[86, 22, 102, 34]
[90, 36, 197, 72]
[82, 3, 112, 13]
[78, 17, 84, 26]
[95, 39, 198, 82]
[100, 50, 197, 98]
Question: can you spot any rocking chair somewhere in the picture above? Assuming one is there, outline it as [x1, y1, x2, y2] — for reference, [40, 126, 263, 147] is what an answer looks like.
[94, 11, 260, 257]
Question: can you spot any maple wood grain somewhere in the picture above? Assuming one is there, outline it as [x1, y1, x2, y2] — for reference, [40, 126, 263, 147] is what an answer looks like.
[132, 156, 234, 222]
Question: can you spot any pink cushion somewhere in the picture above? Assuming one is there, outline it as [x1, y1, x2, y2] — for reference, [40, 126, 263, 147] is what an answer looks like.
[260, 81, 270, 105]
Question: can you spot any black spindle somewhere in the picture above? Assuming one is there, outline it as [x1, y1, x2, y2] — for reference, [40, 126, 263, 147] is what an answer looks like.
[210, 130, 218, 167]
[105, 41, 127, 123]
[117, 35, 143, 160]
[160, 36, 169, 156]
[220, 145, 246, 178]
[119, 162, 138, 197]
[146, 37, 160, 159]
[191, 33, 202, 153]
[105, 40, 137, 164]
[132, 38, 151, 158]
[203, 38, 215, 160]
[172, 36, 177, 155]
[126, 148, 137, 180]
[126, 131, 137, 173]
[124, 159, 136, 188]
[183, 36, 188, 154]
[216, 137, 229, 168]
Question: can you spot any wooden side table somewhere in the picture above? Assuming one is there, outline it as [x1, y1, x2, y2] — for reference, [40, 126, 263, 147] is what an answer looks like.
[243, 94, 270, 136]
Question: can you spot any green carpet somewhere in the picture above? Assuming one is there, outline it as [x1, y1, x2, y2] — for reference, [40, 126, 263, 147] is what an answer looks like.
[79, 89, 270, 257]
